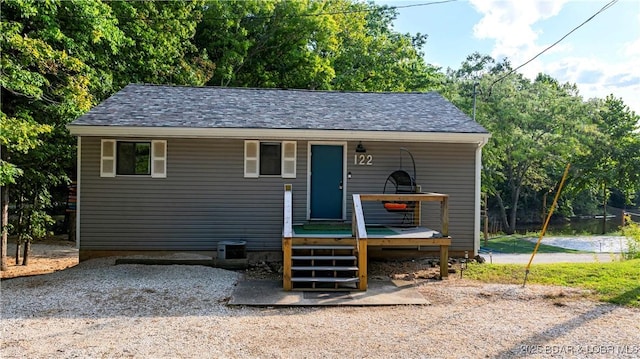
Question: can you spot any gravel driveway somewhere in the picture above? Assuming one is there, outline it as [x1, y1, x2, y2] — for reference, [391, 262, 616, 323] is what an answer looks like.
[2, 257, 639, 358]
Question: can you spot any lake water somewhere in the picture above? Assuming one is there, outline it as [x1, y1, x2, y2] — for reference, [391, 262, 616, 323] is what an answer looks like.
[524, 236, 630, 253]
[515, 217, 625, 235]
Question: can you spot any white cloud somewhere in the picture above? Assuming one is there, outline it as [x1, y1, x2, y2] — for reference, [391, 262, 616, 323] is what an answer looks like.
[624, 36, 640, 57]
[469, 0, 572, 84]
[469, 0, 640, 113]
[624, 8, 640, 58]
[622, 6, 640, 59]
[470, 0, 569, 62]
[544, 56, 640, 112]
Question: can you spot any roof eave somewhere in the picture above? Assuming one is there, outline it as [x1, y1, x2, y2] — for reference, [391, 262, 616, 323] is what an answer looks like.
[66, 125, 491, 144]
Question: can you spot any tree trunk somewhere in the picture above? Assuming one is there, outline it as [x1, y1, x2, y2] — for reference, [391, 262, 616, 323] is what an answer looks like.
[15, 240, 20, 265]
[483, 194, 489, 246]
[1, 184, 8, 271]
[16, 200, 24, 265]
[495, 193, 512, 234]
[541, 192, 548, 223]
[22, 240, 30, 266]
[507, 186, 521, 235]
[602, 183, 608, 235]
[22, 195, 33, 266]
[69, 211, 76, 243]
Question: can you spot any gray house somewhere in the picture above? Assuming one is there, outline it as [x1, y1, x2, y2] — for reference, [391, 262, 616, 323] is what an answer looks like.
[67, 84, 490, 262]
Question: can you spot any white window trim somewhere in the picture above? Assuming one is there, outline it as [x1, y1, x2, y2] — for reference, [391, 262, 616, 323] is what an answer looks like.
[244, 140, 297, 178]
[101, 139, 167, 178]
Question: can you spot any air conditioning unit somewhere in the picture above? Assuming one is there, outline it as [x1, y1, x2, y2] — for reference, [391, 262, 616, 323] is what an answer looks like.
[217, 240, 247, 260]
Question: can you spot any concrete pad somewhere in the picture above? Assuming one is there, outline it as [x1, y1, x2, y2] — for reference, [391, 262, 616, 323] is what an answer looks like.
[228, 280, 429, 306]
[115, 256, 248, 269]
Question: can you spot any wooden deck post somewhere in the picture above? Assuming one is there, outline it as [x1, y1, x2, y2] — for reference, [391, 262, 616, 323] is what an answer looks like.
[413, 185, 422, 226]
[283, 237, 292, 291]
[413, 201, 421, 226]
[352, 194, 368, 291]
[358, 238, 367, 290]
[441, 196, 449, 236]
[440, 244, 449, 279]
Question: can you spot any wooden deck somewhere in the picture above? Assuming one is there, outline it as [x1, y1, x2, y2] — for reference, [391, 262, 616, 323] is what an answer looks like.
[292, 225, 451, 247]
[282, 185, 452, 291]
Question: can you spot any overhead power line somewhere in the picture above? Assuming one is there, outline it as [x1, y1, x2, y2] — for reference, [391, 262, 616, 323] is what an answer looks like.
[487, 0, 619, 93]
[191, 0, 458, 22]
[264, 0, 459, 18]
[10, 0, 459, 22]
[376, 0, 459, 11]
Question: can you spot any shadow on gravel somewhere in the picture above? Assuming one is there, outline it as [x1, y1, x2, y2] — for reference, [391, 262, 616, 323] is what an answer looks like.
[496, 305, 617, 358]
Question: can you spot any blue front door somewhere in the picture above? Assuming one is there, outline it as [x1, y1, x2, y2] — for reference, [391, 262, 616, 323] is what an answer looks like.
[310, 145, 344, 219]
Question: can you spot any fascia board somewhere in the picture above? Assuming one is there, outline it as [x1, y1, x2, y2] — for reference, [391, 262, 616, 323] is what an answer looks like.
[67, 125, 491, 144]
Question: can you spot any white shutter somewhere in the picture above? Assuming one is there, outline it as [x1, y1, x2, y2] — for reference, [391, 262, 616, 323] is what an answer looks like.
[151, 140, 167, 178]
[100, 139, 116, 177]
[244, 140, 259, 178]
[281, 141, 297, 178]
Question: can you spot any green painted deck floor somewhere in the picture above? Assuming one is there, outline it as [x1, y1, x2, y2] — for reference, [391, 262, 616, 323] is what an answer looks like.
[293, 224, 396, 236]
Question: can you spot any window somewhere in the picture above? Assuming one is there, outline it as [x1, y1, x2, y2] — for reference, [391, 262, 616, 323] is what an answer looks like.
[100, 139, 167, 178]
[117, 142, 150, 175]
[260, 142, 281, 175]
[244, 140, 296, 178]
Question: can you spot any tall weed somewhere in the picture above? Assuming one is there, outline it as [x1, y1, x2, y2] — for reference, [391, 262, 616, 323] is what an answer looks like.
[622, 215, 640, 259]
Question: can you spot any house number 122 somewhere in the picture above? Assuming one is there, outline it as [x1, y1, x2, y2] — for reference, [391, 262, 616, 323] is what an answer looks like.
[354, 154, 373, 165]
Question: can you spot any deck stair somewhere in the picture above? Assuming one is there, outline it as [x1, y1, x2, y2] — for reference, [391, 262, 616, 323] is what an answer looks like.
[289, 245, 359, 290]
[282, 185, 451, 292]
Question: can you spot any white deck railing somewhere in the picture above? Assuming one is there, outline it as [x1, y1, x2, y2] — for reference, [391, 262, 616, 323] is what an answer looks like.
[283, 184, 293, 238]
[351, 194, 368, 247]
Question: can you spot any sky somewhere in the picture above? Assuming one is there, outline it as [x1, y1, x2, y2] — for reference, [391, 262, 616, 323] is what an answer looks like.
[376, 0, 640, 113]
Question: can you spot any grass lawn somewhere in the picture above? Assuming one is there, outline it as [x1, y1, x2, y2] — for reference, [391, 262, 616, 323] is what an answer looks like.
[465, 259, 640, 307]
[481, 235, 584, 254]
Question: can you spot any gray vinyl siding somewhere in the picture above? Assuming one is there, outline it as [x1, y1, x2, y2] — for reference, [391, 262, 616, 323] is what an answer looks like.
[79, 138, 478, 252]
[80, 137, 307, 251]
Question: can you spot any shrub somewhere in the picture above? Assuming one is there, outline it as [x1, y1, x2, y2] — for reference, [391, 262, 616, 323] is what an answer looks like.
[622, 215, 640, 259]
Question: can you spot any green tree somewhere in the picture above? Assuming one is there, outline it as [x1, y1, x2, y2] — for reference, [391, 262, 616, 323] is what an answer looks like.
[1, 0, 217, 268]
[0, 114, 51, 270]
[446, 54, 589, 233]
[330, 3, 442, 92]
[1, 0, 123, 267]
[108, 0, 214, 88]
[573, 96, 640, 233]
[195, 0, 442, 91]
[196, 0, 337, 88]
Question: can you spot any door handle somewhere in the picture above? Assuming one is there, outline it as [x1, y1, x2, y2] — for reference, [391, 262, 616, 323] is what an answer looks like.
[339, 181, 343, 190]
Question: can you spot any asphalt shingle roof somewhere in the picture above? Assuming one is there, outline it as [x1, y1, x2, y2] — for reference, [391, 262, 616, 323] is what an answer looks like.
[71, 84, 488, 134]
